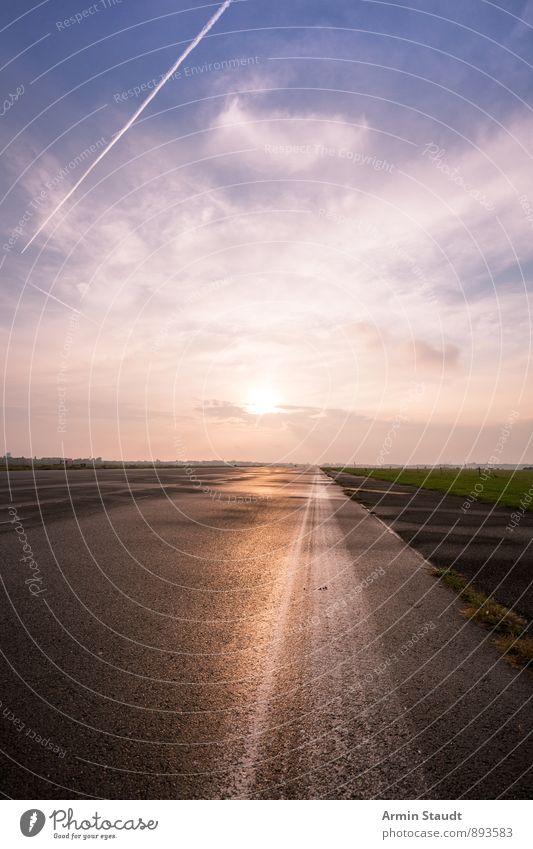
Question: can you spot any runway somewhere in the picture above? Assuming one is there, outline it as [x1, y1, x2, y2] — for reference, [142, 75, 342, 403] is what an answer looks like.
[0, 466, 530, 798]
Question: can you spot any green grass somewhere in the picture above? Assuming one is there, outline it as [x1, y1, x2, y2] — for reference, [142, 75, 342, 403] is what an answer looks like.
[433, 567, 532, 669]
[325, 466, 533, 512]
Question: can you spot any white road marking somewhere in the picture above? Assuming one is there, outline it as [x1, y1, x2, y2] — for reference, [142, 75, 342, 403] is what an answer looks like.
[236, 472, 320, 797]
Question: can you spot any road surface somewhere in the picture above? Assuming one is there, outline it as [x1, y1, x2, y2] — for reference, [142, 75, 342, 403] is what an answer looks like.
[0, 466, 530, 798]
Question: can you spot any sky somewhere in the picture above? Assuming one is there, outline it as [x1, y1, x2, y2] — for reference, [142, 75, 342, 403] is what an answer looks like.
[1, 0, 532, 464]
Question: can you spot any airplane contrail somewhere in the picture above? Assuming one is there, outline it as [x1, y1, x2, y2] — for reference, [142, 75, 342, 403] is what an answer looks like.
[22, 0, 233, 254]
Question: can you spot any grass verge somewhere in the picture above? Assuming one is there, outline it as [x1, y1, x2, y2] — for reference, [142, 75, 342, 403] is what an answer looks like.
[325, 466, 533, 512]
[433, 567, 533, 669]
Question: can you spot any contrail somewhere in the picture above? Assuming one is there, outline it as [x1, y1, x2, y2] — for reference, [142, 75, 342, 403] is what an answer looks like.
[22, 0, 233, 254]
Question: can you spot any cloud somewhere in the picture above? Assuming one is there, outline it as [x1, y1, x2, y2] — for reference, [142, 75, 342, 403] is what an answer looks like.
[3, 89, 532, 461]
[197, 399, 251, 421]
[410, 338, 461, 370]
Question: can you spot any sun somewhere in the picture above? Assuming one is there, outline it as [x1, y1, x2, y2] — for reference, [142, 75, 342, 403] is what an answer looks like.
[244, 387, 280, 416]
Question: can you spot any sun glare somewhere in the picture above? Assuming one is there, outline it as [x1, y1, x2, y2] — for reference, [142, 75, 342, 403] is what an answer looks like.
[245, 387, 280, 416]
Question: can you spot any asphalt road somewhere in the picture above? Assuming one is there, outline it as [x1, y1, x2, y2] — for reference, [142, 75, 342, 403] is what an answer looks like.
[0, 467, 531, 799]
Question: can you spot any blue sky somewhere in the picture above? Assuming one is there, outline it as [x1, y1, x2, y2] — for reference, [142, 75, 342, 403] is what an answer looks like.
[1, 0, 533, 463]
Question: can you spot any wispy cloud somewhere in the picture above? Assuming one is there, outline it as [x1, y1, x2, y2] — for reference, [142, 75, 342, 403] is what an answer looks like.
[2, 7, 532, 463]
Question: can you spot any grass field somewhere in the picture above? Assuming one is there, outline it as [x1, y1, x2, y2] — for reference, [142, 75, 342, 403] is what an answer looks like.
[327, 467, 533, 512]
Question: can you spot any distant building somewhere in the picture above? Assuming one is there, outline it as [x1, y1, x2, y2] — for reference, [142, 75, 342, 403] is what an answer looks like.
[1, 455, 27, 464]
[72, 457, 102, 466]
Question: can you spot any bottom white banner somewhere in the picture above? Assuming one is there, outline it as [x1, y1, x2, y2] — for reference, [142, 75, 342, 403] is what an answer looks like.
[1, 799, 530, 848]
